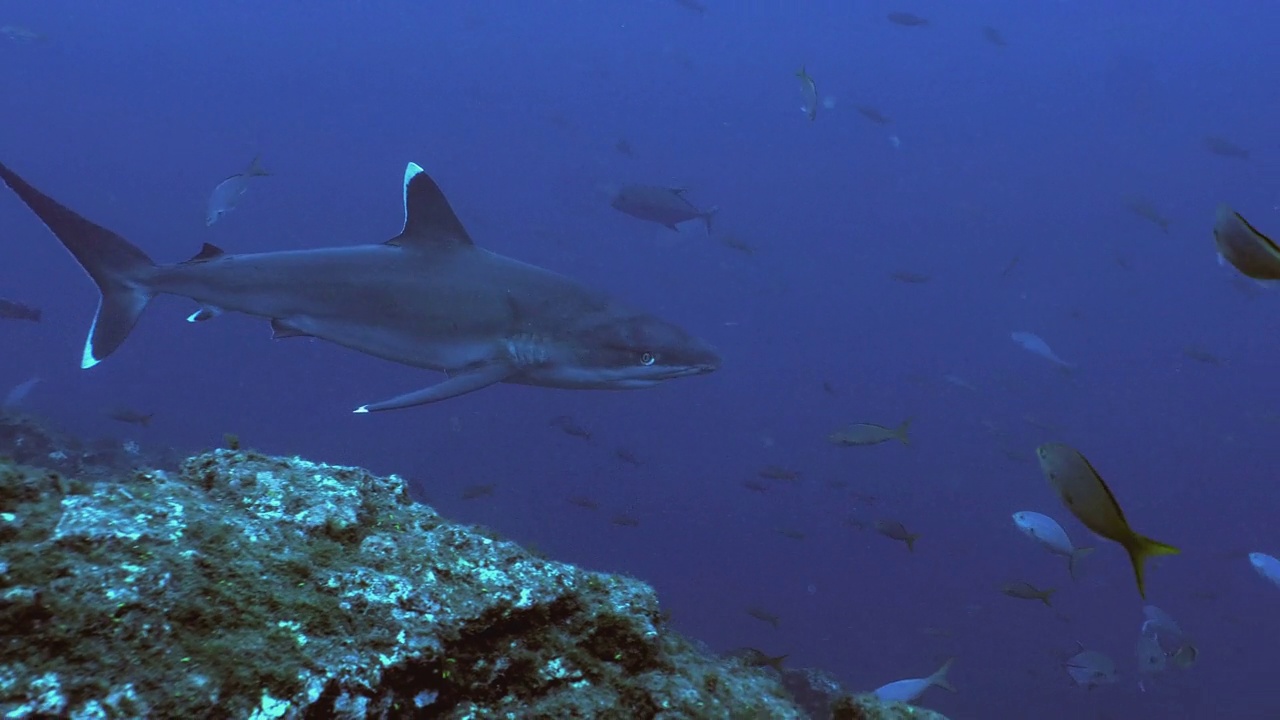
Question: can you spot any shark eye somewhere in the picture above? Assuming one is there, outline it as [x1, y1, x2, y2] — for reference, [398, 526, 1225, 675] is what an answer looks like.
[640, 352, 656, 366]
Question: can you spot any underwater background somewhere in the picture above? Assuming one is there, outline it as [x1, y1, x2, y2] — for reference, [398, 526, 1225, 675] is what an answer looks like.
[2, 1, 1278, 717]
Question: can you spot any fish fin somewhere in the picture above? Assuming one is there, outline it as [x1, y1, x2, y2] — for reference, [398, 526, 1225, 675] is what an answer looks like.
[929, 657, 956, 692]
[245, 154, 270, 177]
[184, 243, 226, 264]
[702, 205, 718, 234]
[1068, 547, 1095, 581]
[895, 418, 913, 445]
[186, 306, 222, 323]
[664, 223, 681, 231]
[1127, 535, 1180, 599]
[269, 318, 311, 339]
[353, 364, 512, 413]
[0, 161, 156, 368]
[387, 162, 474, 249]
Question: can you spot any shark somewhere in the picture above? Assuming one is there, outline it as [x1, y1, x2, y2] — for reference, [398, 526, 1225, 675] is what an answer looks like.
[0, 159, 721, 413]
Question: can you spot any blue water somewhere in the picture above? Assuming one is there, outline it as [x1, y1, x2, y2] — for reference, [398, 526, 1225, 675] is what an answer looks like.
[3, 2, 1278, 717]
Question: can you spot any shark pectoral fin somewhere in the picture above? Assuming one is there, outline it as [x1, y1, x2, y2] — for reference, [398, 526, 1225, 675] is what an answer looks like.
[353, 364, 512, 414]
[269, 318, 311, 339]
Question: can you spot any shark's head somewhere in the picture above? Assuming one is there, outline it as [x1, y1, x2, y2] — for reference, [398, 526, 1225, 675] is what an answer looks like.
[517, 310, 720, 390]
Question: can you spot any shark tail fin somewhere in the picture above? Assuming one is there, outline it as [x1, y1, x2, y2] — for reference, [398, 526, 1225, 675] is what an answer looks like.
[245, 154, 270, 177]
[0, 161, 156, 368]
[702, 206, 719, 234]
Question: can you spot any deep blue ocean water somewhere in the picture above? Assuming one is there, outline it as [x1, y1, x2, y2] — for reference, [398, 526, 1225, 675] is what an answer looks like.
[3, 2, 1279, 717]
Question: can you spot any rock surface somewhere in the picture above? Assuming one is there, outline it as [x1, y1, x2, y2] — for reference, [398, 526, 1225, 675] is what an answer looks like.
[0, 415, 951, 719]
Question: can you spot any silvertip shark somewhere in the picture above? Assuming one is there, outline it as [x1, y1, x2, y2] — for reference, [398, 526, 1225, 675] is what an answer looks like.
[0, 160, 721, 413]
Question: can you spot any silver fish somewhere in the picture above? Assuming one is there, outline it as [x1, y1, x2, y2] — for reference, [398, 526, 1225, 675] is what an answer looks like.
[206, 155, 270, 226]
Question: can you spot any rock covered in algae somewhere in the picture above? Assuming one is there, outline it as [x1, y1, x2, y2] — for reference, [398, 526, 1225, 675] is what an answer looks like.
[0, 447, 819, 719]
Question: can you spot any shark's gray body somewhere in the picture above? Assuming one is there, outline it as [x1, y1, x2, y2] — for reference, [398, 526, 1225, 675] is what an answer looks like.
[0, 161, 720, 412]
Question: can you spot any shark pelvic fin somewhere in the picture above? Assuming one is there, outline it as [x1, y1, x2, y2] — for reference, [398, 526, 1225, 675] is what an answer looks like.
[269, 318, 311, 339]
[386, 162, 474, 249]
[353, 364, 513, 414]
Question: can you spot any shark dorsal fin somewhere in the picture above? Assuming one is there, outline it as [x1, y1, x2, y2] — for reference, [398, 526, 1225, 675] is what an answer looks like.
[387, 162, 473, 249]
[184, 243, 225, 263]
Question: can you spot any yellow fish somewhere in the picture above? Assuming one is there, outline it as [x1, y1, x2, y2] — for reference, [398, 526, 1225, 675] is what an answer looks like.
[1036, 443, 1178, 598]
[1213, 205, 1280, 280]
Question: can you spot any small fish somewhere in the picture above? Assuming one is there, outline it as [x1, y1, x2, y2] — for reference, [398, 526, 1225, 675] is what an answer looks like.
[1064, 645, 1118, 689]
[943, 374, 977, 392]
[610, 513, 640, 527]
[549, 414, 592, 441]
[611, 185, 717, 233]
[758, 465, 801, 482]
[982, 26, 1007, 47]
[567, 495, 599, 511]
[1124, 195, 1171, 233]
[1181, 345, 1222, 366]
[873, 658, 955, 703]
[890, 270, 930, 284]
[719, 234, 756, 255]
[108, 409, 154, 427]
[1140, 605, 1197, 672]
[1001, 581, 1057, 606]
[855, 105, 892, 125]
[1037, 443, 1180, 598]
[821, 380, 838, 396]
[999, 254, 1021, 278]
[746, 606, 780, 628]
[0, 25, 47, 43]
[673, 0, 707, 14]
[1135, 632, 1166, 677]
[776, 528, 805, 541]
[2, 377, 40, 410]
[206, 154, 270, 226]
[614, 447, 642, 466]
[827, 419, 911, 447]
[614, 138, 634, 157]
[1011, 331, 1074, 369]
[0, 298, 41, 322]
[886, 11, 929, 27]
[741, 479, 769, 493]
[1012, 511, 1095, 580]
[461, 483, 496, 500]
[874, 519, 919, 552]
[1204, 136, 1249, 159]
[1249, 551, 1280, 590]
[795, 66, 818, 121]
[725, 647, 787, 672]
[1212, 205, 1280, 280]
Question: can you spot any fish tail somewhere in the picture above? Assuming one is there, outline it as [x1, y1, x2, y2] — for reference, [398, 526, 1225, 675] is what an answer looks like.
[702, 206, 718, 234]
[929, 657, 956, 692]
[1041, 589, 1057, 607]
[904, 534, 919, 552]
[0, 162, 156, 368]
[1127, 535, 1180, 599]
[1067, 546, 1095, 581]
[895, 417, 913, 445]
[246, 154, 270, 177]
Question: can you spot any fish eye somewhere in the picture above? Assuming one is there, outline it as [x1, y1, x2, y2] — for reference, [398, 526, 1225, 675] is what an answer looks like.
[640, 352, 655, 366]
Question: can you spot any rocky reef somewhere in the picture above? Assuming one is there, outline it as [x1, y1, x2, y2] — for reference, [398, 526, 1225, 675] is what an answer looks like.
[0, 413, 951, 719]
